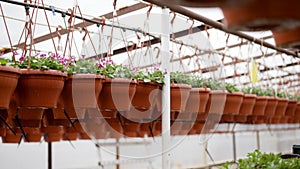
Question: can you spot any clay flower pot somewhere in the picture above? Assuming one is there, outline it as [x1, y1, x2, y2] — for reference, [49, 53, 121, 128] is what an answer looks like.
[41, 126, 64, 142]
[125, 107, 154, 120]
[294, 103, 300, 118]
[272, 26, 300, 49]
[285, 100, 298, 116]
[63, 74, 103, 118]
[98, 78, 136, 112]
[185, 88, 211, 113]
[234, 114, 248, 123]
[274, 98, 288, 116]
[2, 128, 22, 143]
[239, 94, 256, 115]
[252, 96, 268, 115]
[0, 127, 6, 137]
[16, 69, 67, 108]
[220, 114, 234, 123]
[15, 127, 43, 142]
[221, 0, 300, 31]
[224, 92, 244, 115]
[170, 83, 192, 112]
[169, 0, 250, 7]
[0, 66, 20, 109]
[13, 108, 44, 128]
[63, 127, 78, 141]
[123, 121, 140, 137]
[205, 90, 227, 114]
[264, 97, 278, 116]
[131, 81, 161, 110]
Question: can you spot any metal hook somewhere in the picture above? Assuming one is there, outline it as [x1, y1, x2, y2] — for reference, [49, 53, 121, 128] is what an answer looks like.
[153, 47, 160, 58]
[188, 17, 194, 34]
[170, 11, 176, 25]
[127, 41, 135, 52]
[147, 4, 153, 18]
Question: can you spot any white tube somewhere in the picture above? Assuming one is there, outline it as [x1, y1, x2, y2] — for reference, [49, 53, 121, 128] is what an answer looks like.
[161, 7, 171, 169]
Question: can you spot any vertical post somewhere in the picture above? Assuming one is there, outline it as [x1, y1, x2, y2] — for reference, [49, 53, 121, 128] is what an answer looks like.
[232, 132, 237, 162]
[161, 7, 171, 169]
[116, 139, 120, 169]
[256, 130, 260, 150]
[48, 142, 52, 169]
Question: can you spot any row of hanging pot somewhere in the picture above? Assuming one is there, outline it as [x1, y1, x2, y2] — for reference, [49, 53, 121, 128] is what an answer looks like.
[168, 0, 300, 50]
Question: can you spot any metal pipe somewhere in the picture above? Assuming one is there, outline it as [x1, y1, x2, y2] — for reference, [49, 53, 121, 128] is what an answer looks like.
[161, 7, 171, 169]
[48, 142, 52, 169]
[143, 0, 299, 58]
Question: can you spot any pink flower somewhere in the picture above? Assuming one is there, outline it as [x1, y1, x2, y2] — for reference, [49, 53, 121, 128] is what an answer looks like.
[19, 55, 26, 62]
[12, 51, 19, 56]
[40, 53, 46, 58]
[0, 52, 4, 57]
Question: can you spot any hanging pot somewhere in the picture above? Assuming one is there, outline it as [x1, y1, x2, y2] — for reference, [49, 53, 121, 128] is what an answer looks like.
[234, 114, 248, 123]
[13, 108, 44, 128]
[274, 98, 288, 116]
[63, 74, 103, 118]
[123, 120, 140, 137]
[220, 114, 234, 123]
[63, 127, 78, 141]
[221, 0, 300, 31]
[15, 127, 43, 142]
[15, 69, 67, 108]
[264, 97, 278, 116]
[41, 126, 64, 142]
[239, 94, 256, 115]
[252, 96, 268, 115]
[132, 81, 161, 110]
[185, 88, 211, 114]
[98, 78, 136, 112]
[205, 90, 227, 114]
[124, 107, 154, 120]
[224, 92, 244, 115]
[272, 26, 300, 49]
[285, 100, 298, 116]
[2, 128, 22, 143]
[170, 83, 192, 112]
[0, 66, 20, 109]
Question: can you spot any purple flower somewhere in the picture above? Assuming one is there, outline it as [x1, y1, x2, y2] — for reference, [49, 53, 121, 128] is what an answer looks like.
[0, 52, 4, 57]
[19, 55, 26, 62]
[12, 51, 19, 56]
[40, 53, 47, 58]
[96, 63, 104, 68]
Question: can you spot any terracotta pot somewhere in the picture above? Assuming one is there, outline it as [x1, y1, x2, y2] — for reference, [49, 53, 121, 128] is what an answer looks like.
[86, 108, 117, 119]
[274, 98, 288, 116]
[205, 90, 227, 114]
[185, 88, 210, 113]
[272, 26, 300, 49]
[170, 83, 191, 112]
[196, 113, 208, 122]
[0, 66, 20, 109]
[124, 107, 154, 120]
[138, 122, 155, 137]
[280, 116, 289, 124]
[15, 127, 43, 142]
[2, 128, 22, 143]
[239, 94, 256, 115]
[295, 103, 300, 118]
[13, 108, 44, 128]
[98, 78, 136, 111]
[269, 116, 281, 124]
[123, 121, 140, 134]
[63, 74, 103, 118]
[79, 133, 91, 140]
[224, 92, 244, 115]
[105, 118, 123, 135]
[251, 115, 267, 124]
[132, 81, 160, 110]
[41, 126, 64, 142]
[221, 0, 300, 31]
[169, 0, 250, 7]
[220, 114, 234, 123]
[0, 109, 8, 128]
[63, 127, 78, 141]
[0, 127, 6, 137]
[234, 115, 248, 123]
[285, 100, 298, 116]
[264, 97, 278, 116]
[171, 122, 183, 132]
[16, 69, 66, 108]
[252, 96, 268, 115]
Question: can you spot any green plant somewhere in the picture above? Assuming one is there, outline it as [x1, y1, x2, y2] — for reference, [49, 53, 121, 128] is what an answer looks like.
[67, 59, 103, 74]
[170, 71, 191, 84]
[225, 83, 240, 93]
[134, 69, 164, 84]
[104, 64, 134, 79]
[220, 149, 300, 169]
[205, 79, 223, 90]
[277, 91, 288, 98]
[190, 75, 205, 88]
[264, 88, 275, 96]
[17, 54, 65, 72]
[242, 87, 265, 96]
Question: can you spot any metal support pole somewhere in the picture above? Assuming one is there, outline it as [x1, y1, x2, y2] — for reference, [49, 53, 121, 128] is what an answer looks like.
[232, 132, 237, 162]
[48, 142, 52, 169]
[161, 7, 171, 169]
[256, 130, 260, 150]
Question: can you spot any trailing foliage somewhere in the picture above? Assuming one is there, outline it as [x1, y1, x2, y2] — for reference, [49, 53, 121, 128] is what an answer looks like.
[220, 150, 300, 169]
[134, 69, 165, 84]
[170, 71, 191, 84]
